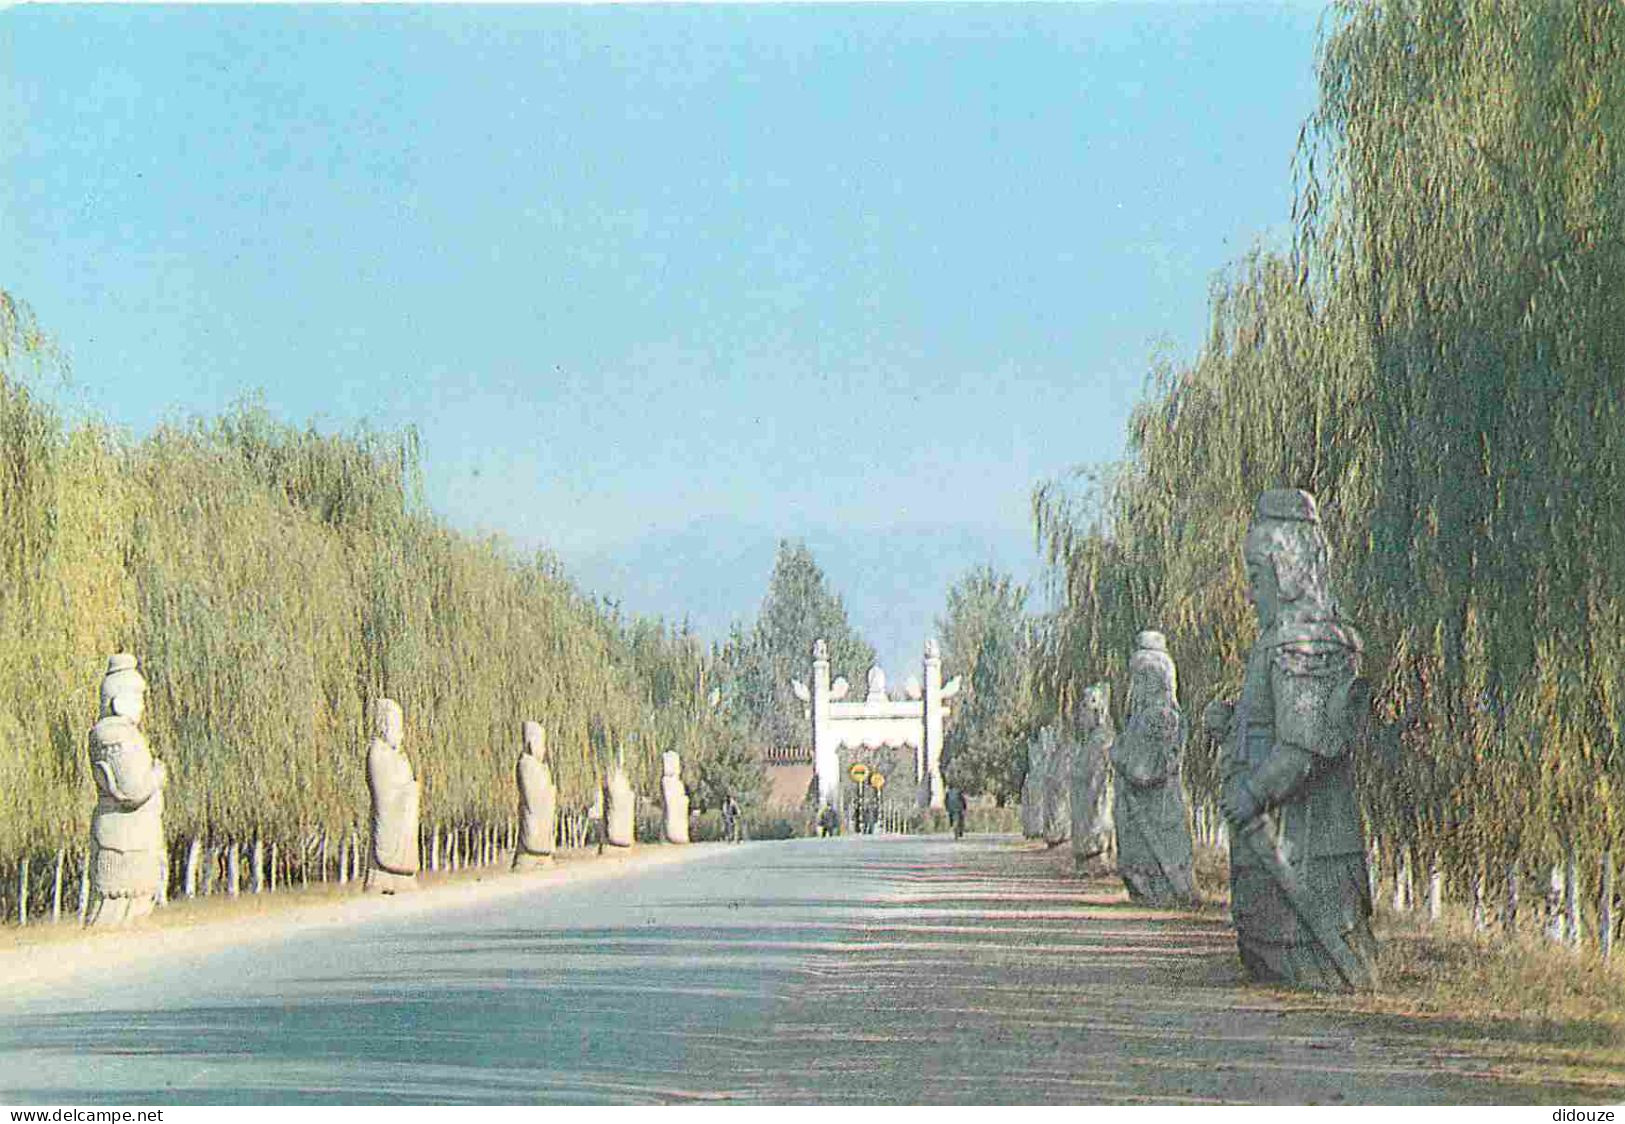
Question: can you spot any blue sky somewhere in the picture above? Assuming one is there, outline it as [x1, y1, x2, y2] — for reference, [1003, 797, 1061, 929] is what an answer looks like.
[2, 2, 1324, 675]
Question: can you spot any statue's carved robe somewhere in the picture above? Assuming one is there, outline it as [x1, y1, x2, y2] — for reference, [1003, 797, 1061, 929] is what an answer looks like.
[606, 766, 635, 848]
[1041, 728, 1074, 846]
[87, 716, 165, 921]
[661, 772, 690, 845]
[367, 738, 421, 882]
[515, 754, 557, 865]
[1070, 716, 1114, 868]
[1111, 703, 1197, 905]
[1226, 614, 1376, 989]
[1020, 738, 1047, 839]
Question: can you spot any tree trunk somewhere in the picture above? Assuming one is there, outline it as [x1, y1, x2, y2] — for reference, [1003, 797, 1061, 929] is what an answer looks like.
[431, 825, 442, 873]
[51, 848, 65, 924]
[1368, 840, 1382, 903]
[1427, 855, 1442, 924]
[337, 835, 350, 887]
[156, 845, 169, 908]
[1563, 842, 1581, 948]
[202, 843, 218, 897]
[18, 857, 30, 927]
[269, 842, 279, 893]
[1545, 862, 1565, 943]
[77, 850, 90, 923]
[184, 836, 202, 899]
[1471, 863, 1488, 932]
[1392, 847, 1411, 913]
[1503, 860, 1518, 937]
[227, 841, 242, 897]
[251, 836, 265, 894]
[1601, 850, 1615, 962]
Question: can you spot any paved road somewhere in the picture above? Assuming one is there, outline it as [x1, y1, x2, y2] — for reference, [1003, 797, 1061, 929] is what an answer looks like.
[0, 835, 1604, 1104]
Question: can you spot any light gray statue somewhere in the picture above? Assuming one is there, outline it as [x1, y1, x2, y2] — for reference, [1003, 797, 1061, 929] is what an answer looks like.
[364, 697, 420, 893]
[1217, 488, 1377, 990]
[1040, 726, 1073, 847]
[1111, 632, 1198, 906]
[660, 750, 691, 844]
[85, 654, 167, 926]
[1070, 683, 1114, 872]
[1020, 731, 1047, 839]
[606, 760, 635, 848]
[513, 720, 557, 869]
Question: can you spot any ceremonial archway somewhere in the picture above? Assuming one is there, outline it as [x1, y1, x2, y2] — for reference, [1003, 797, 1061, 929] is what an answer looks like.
[792, 639, 960, 811]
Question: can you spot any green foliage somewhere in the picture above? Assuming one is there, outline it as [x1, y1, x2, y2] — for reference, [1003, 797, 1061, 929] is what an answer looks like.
[0, 307, 735, 873]
[718, 540, 875, 753]
[1035, 0, 1625, 892]
[938, 566, 1035, 802]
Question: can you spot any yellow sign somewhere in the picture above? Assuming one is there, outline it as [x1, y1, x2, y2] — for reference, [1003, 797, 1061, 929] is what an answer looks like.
[849, 763, 870, 783]
[869, 772, 886, 790]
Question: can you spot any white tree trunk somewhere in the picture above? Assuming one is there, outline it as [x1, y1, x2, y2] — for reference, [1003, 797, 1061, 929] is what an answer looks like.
[1545, 863, 1565, 943]
[1601, 850, 1615, 961]
[337, 835, 350, 886]
[51, 848, 65, 924]
[269, 842, 279, 893]
[251, 837, 265, 895]
[18, 858, 30, 927]
[1471, 864, 1488, 932]
[431, 826, 442, 873]
[77, 850, 90, 923]
[184, 836, 202, 899]
[227, 842, 241, 897]
[1427, 855, 1443, 924]
[1564, 843, 1581, 949]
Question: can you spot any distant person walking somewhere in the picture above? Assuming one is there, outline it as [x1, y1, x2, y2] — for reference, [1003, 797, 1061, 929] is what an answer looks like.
[722, 794, 745, 843]
[945, 787, 968, 839]
[817, 804, 840, 837]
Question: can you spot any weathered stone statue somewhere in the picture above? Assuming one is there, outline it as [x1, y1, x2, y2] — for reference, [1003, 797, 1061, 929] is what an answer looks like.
[661, 750, 690, 844]
[513, 720, 557, 869]
[1111, 632, 1198, 906]
[364, 697, 420, 893]
[1071, 683, 1115, 872]
[1040, 726, 1073, 847]
[1020, 731, 1048, 839]
[86, 654, 167, 926]
[1217, 488, 1377, 990]
[606, 760, 635, 848]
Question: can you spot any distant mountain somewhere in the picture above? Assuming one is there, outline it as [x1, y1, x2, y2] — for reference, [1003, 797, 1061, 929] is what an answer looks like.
[561, 513, 1043, 678]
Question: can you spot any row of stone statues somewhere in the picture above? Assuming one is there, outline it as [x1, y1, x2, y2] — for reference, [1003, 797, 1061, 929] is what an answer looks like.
[83, 670, 695, 919]
[1022, 488, 1378, 991]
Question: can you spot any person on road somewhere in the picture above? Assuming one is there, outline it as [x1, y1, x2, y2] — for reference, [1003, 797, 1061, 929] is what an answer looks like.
[945, 786, 968, 839]
[724, 794, 746, 843]
[817, 803, 840, 837]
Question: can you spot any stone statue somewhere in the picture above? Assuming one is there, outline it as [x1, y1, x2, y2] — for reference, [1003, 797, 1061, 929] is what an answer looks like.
[1217, 488, 1377, 990]
[364, 697, 420, 893]
[1111, 632, 1198, 906]
[606, 760, 635, 848]
[1040, 726, 1073, 847]
[513, 720, 557, 869]
[865, 665, 888, 702]
[86, 654, 167, 926]
[1020, 731, 1047, 839]
[1070, 683, 1115, 872]
[661, 750, 690, 844]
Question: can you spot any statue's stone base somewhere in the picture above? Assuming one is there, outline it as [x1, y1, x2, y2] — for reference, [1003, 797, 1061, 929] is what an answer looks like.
[363, 867, 418, 894]
[512, 850, 554, 870]
[84, 893, 156, 927]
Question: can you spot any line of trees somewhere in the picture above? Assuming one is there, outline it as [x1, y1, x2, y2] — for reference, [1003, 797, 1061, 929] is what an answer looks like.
[0, 294, 763, 919]
[1034, 0, 1622, 947]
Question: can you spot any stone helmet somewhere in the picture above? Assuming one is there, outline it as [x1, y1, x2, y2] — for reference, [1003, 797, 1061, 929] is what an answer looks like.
[1245, 488, 1335, 611]
[1079, 681, 1111, 728]
[1129, 630, 1177, 709]
[661, 749, 681, 778]
[98, 653, 147, 720]
[373, 697, 404, 746]
[521, 720, 545, 756]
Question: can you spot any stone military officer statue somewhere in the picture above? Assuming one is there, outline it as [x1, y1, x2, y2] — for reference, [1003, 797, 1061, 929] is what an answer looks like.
[1110, 633, 1198, 906]
[1020, 731, 1048, 839]
[1070, 682, 1114, 872]
[364, 697, 421, 893]
[606, 759, 635, 848]
[1040, 726, 1074, 847]
[660, 750, 691, 844]
[514, 720, 557, 869]
[1218, 488, 1377, 989]
[86, 653, 167, 926]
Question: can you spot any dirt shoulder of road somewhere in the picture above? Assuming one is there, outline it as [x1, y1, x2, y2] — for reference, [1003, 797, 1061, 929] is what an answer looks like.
[0, 841, 734, 1000]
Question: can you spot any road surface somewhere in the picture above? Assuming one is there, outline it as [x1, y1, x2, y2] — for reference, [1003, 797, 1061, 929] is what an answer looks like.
[0, 835, 1608, 1104]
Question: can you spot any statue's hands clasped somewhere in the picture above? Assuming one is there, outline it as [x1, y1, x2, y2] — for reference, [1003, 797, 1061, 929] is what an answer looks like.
[1219, 774, 1262, 825]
